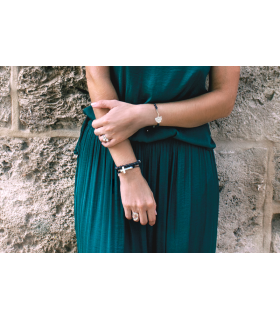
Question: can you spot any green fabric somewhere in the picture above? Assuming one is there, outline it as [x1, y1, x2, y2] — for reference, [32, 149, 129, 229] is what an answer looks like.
[74, 66, 219, 253]
[82, 66, 216, 149]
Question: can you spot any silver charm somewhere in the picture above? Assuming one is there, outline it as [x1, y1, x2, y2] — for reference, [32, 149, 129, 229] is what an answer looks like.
[119, 166, 127, 174]
[154, 105, 162, 124]
[155, 116, 162, 123]
[119, 166, 133, 174]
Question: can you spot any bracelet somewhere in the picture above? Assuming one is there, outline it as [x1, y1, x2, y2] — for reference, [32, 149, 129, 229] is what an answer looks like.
[115, 160, 141, 174]
[153, 103, 162, 128]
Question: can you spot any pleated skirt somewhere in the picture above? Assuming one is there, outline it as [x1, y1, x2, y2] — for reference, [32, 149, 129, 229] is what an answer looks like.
[74, 117, 220, 253]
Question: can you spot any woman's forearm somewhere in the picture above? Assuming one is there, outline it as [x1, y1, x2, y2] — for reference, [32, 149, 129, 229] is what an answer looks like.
[138, 66, 240, 129]
[86, 67, 138, 167]
[85, 66, 157, 226]
[138, 89, 239, 129]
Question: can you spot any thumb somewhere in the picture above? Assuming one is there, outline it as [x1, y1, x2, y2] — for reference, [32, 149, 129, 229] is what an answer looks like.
[91, 100, 118, 109]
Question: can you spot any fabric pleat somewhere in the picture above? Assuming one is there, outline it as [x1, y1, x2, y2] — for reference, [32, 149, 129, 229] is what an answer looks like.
[74, 117, 219, 253]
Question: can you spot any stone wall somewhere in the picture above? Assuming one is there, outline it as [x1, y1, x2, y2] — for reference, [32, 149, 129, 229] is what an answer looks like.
[0, 66, 279, 253]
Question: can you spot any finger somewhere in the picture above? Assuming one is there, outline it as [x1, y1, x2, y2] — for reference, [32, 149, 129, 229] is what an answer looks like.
[91, 100, 110, 109]
[91, 118, 105, 129]
[94, 127, 105, 136]
[132, 211, 140, 223]
[139, 208, 148, 226]
[130, 206, 140, 222]
[99, 135, 111, 143]
[147, 207, 156, 226]
[124, 207, 132, 220]
[101, 139, 117, 148]
[98, 134, 111, 143]
[91, 100, 118, 110]
[99, 135, 110, 143]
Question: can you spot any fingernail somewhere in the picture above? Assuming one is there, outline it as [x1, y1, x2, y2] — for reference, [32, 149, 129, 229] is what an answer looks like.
[155, 211, 157, 215]
[91, 102, 97, 107]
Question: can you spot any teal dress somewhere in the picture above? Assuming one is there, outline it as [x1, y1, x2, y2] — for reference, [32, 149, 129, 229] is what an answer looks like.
[74, 67, 219, 253]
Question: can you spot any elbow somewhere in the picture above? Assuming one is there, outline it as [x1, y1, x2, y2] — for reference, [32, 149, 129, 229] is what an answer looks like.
[223, 102, 235, 118]
[220, 90, 238, 118]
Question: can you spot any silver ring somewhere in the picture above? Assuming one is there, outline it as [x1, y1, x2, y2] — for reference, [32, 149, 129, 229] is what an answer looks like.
[132, 212, 139, 222]
[102, 134, 109, 142]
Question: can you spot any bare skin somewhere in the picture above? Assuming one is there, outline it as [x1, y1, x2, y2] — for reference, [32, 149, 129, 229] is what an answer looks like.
[86, 66, 240, 226]
[86, 67, 156, 226]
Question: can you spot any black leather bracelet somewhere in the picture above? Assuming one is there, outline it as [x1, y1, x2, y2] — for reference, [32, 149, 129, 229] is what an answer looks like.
[115, 160, 141, 174]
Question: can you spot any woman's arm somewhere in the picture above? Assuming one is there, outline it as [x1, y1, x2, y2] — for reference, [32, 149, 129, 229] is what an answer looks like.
[152, 66, 240, 128]
[86, 67, 137, 166]
[92, 66, 240, 148]
[86, 67, 157, 226]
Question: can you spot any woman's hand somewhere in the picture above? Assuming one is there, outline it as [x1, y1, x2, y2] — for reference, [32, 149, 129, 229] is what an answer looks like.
[119, 167, 157, 226]
[91, 100, 155, 148]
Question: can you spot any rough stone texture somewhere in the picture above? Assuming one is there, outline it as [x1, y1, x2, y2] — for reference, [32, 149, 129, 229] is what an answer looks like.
[210, 67, 280, 143]
[1, 66, 280, 253]
[271, 214, 280, 253]
[0, 66, 11, 128]
[0, 137, 78, 253]
[272, 146, 280, 201]
[216, 147, 268, 253]
[17, 66, 90, 132]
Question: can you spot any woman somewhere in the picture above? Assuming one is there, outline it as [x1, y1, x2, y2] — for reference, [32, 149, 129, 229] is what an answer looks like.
[74, 66, 240, 253]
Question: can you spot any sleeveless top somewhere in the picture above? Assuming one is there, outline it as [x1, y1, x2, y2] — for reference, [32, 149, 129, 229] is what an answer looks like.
[83, 66, 216, 149]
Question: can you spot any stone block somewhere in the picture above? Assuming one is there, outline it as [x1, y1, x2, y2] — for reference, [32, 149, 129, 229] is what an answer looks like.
[0, 137, 78, 252]
[210, 66, 280, 143]
[272, 146, 280, 201]
[0, 66, 11, 128]
[17, 66, 90, 132]
[215, 146, 268, 252]
[271, 214, 280, 253]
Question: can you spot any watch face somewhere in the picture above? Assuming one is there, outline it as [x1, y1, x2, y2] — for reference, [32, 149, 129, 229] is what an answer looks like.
[155, 116, 162, 123]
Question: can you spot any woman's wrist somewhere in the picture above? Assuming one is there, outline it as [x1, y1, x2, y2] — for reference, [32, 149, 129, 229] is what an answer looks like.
[135, 104, 157, 128]
[118, 166, 142, 182]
